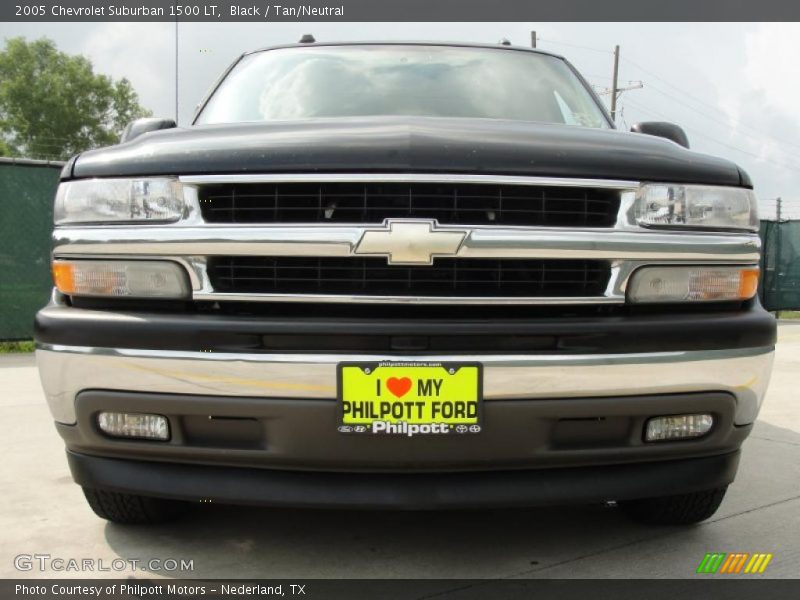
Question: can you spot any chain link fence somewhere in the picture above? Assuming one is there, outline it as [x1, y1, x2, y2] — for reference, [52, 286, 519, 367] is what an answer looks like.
[760, 219, 800, 312]
[0, 158, 63, 340]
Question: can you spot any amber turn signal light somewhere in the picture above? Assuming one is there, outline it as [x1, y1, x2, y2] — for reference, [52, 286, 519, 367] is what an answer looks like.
[628, 266, 760, 303]
[51, 259, 190, 299]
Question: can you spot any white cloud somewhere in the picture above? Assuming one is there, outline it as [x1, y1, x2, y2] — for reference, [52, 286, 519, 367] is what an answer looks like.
[80, 22, 174, 119]
[744, 23, 800, 116]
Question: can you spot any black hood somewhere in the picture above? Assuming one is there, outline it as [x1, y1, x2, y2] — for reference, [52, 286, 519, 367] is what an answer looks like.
[71, 116, 744, 186]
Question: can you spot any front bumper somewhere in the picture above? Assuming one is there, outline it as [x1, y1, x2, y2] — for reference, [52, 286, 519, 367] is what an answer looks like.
[36, 298, 776, 429]
[37, 344, 774, 427]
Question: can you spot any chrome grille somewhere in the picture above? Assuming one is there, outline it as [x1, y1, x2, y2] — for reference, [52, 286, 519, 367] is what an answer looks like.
[198, 182, 620, 227]
[207, 257, 611, 298]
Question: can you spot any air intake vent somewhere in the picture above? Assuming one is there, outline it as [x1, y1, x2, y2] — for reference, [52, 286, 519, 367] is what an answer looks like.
[207, 257, 611, 298]
[198, 182, 620, 227]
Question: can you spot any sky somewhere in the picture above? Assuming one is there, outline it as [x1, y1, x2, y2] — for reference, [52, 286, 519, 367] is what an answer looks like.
[2, 21, 799, 218]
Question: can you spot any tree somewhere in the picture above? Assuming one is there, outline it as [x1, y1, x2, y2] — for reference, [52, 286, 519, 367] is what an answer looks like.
[0, 37, 152, 160]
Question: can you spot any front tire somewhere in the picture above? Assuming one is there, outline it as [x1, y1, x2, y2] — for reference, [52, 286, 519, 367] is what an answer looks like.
[620, 486, 728, 525]
[82, 487, 183, 524]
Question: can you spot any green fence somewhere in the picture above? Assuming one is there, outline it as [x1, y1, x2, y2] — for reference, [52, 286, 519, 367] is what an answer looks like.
[760, 219, 800, 312]
[0, 158, 62, 340]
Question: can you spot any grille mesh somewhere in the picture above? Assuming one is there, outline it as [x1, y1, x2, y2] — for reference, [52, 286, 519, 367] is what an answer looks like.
[198, 182, 620, 227]
[207, 257, 611, 298]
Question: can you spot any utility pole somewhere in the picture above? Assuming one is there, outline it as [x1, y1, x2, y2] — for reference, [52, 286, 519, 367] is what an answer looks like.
[531, 31, 537, 48]
[774, 197, 783, 315]
[610, 44, 620, 122]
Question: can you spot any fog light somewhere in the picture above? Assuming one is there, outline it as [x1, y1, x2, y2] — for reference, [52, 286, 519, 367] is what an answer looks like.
[97, 412, 170, 441]
[628, 266, 758, 303]
[52, 259, 190, 299]
[645, 414, 713, 442]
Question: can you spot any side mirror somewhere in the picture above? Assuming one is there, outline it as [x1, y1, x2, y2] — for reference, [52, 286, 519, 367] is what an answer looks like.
[631, 121, 690, 149]
[120, 117, 177, 143]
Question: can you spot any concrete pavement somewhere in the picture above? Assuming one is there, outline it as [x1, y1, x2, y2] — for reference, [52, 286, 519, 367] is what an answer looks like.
[1, 323, 798, 579]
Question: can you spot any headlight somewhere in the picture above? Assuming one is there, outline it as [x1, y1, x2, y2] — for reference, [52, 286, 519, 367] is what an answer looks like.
[54, 177, 185, 225]
[52, 259, 191, 299]
[627, 265, 759, 304]
[635, 184, 758, 231]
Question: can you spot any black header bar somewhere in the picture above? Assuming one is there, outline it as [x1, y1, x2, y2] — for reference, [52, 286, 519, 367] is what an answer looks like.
[3, 579, 800, 600]
[4, 0, 800, 22]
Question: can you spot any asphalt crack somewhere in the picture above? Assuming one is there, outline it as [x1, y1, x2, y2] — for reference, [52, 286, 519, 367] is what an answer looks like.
[750, 434, 800, 448]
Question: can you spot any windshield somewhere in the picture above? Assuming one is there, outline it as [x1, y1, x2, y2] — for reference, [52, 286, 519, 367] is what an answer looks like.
[195, 45, 610, 128]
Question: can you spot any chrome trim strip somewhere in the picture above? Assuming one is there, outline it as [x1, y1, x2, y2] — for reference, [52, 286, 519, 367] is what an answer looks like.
[192, 292, 623, 305]
[53, 227, 761, 261]
[179, 173, 640, 189]
[37, 344, 774, 426]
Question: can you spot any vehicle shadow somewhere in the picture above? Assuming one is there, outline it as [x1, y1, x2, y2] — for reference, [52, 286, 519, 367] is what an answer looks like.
[103, 502, 641, 579]
[101, 420, 800, 579]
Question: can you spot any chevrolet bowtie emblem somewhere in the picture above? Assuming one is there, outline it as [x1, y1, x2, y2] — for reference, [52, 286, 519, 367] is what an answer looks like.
[354, 219, 468, 265]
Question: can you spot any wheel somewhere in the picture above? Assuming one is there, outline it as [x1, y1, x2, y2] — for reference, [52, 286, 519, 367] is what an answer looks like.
[620, 486, 728, 525]
[82, 487, 183, 524]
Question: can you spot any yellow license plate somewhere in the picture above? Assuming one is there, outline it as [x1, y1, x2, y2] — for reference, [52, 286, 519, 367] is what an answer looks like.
[337, 362, 482, 436]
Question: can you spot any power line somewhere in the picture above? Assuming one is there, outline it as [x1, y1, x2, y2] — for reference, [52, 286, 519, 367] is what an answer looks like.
[580, 72, 613, 80]
[536, 37, 613, 55]
[620, 55, 800, 153]
[622, 97, 800, 172]
[621, 56, 735, 115]
[643, 82, 800, 155]
[595, 81, 644, 97]
[622, 97, 756, 154]
[618, 104, 629, 130]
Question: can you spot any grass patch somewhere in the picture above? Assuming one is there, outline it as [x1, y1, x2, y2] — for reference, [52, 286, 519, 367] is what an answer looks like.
[778, 311, 800, 319]
[0, 340, 35, 353]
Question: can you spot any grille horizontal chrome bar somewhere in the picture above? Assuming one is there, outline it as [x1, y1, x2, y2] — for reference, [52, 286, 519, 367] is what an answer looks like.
[190, 292, 624, 305]
[53, 226, 761, 261]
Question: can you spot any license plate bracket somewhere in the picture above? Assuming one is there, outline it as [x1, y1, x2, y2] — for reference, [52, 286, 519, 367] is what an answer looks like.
[337, 361, 483, 436]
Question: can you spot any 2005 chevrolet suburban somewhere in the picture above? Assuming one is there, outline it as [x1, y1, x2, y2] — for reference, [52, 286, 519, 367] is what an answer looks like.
[35, 40, 776, 525]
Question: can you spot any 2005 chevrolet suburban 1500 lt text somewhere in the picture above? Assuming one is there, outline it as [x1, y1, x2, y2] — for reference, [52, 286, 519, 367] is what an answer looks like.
[35, 41, 776, 525]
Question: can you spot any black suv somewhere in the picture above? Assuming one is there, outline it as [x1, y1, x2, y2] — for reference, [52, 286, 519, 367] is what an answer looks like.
[35, 41, 775, 525]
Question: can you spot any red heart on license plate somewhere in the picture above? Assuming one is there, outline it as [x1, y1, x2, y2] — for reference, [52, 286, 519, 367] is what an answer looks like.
[386, 377, 412, 398]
